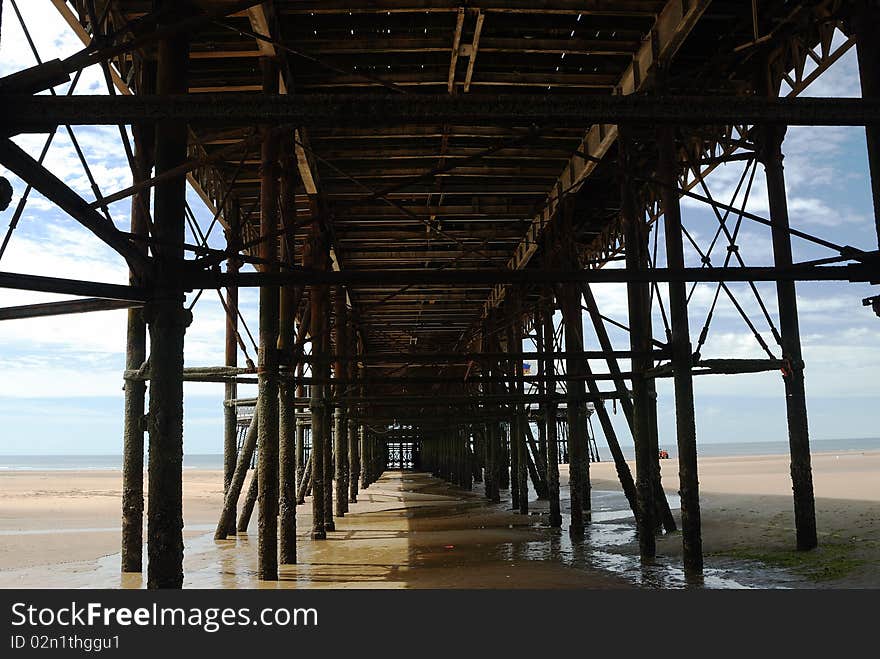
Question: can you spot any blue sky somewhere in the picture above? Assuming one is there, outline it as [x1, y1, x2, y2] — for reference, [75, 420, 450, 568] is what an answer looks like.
[0, 3, 877, 455]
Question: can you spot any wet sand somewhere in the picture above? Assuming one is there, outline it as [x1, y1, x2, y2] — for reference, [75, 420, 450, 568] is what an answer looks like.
[0, 469, 221, 572]
[0, 470, 629, 589]
[590, 449, 880, 587]
[0, 450, 877, 588]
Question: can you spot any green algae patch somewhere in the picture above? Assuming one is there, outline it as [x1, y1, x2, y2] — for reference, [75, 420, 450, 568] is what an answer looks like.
[712, 542, 867, 583]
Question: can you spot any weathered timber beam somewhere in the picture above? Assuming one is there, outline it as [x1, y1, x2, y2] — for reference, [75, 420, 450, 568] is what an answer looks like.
[246, 4, 275, 57]
[2, 94, 877, 130]
[0, 297, 141, 321]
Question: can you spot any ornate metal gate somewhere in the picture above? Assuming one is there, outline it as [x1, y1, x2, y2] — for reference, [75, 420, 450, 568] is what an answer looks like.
[386, 441, 416, 470]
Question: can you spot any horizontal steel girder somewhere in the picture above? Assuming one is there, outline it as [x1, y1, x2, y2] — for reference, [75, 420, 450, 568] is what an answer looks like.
[1, 94, 878, 130]
[189, 263, 877, 287]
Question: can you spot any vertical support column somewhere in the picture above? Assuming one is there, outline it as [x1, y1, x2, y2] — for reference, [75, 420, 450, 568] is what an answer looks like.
[512, 301, 528, 514]
[495, 320, 510, 493]
[757, 88, 818, 551]
[486, 423, 500, 502]
[506, 318, 521, 510]
[333, 287, 348, 517]
[358, 424, 367, 490]
[472, 427, 483, 483]
[853, 0, 880, 247]
[658, 125, 703, 573]
[463, 428, 473, 490]
[499, 422, 510, 490]
[376, 437, 385, 479]
[370, 437, 376, 480]
[347, 416, 358, 502]
[322, 293, 335, 531]
[620, 126, 657, 561]
[485, 321, 502, 503]
[256, 58, 280, 581]
[121, 61, 154, 574]
[146, 15, 189, 589]
[278, 143, 299, 566]
[295, 359, 306, 503]
[221, 197, 241, 538]
[348, 353, 361, 504]
[541, 301, 562, 527]
[479, 326, 495, 502]
[557, 202, 588, 533]
[559, 284, 587, 534]
[307, 218, 327, 540]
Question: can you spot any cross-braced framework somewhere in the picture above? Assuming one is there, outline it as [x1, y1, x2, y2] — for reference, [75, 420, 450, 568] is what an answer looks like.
[0, 0, 878, 588]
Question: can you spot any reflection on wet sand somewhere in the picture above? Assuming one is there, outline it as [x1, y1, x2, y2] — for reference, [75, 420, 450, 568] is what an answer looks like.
[0, 471, 801, 589]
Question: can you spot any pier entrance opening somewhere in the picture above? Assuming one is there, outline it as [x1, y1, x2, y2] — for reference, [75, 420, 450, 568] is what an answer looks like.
[386, 442, 418, 470]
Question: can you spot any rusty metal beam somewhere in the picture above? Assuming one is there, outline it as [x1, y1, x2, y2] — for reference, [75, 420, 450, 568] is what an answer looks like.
[0, 297, 140, 321]
[0, 271, 149, 301]
[188, 262, 877, 288]
[2, 94, 877, 130]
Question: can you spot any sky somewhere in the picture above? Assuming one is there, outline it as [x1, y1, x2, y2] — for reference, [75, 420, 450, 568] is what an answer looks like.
[0, 3, 877, 455]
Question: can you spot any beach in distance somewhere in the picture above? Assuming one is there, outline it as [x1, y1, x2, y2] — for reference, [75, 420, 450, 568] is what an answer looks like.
[0, 440, 877, 589]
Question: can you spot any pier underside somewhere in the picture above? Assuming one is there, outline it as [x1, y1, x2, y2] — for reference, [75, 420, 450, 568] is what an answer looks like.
[0, 0, 878, 588]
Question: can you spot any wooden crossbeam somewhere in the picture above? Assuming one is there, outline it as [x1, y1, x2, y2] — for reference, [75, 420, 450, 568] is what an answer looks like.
[447, 8, 465, 94]
[463, 11, 484, 93]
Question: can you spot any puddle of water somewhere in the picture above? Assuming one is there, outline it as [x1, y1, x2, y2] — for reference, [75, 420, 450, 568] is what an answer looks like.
[546, 495, 801, 588]
[470, 482, 802, 589]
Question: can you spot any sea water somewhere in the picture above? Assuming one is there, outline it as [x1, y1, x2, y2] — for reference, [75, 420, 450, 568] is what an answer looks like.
[0, 437, 878, 470]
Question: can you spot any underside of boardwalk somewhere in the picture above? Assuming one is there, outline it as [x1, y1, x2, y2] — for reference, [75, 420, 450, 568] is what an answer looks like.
[0, 0, 878, 588]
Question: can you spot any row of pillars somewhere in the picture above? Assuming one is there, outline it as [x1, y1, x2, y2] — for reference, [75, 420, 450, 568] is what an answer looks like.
[115, 29, 390, 585]
[414, 100, 839, 575]
[213, 52, 395, 579]
[418, 277, 665, 538]
[108, 2, 880, 587]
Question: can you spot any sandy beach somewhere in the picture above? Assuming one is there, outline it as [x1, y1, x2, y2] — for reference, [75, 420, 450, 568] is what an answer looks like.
[0, 469, 223, 571]
[595, 450, 880, 586]
[0, 450, 877, 588]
